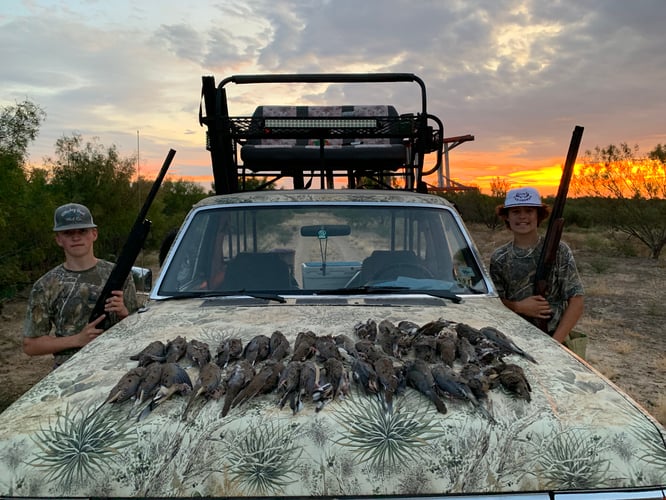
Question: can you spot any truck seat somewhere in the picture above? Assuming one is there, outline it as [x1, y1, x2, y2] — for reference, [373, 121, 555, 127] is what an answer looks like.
[221, 252, 293, 291]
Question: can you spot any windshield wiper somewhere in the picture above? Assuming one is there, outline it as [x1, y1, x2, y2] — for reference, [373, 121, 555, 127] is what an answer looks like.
[321, 286, 462, 303]
[161, 290, 286, 303]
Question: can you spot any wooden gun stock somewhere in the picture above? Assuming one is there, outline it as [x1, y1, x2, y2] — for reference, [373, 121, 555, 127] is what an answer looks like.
[534, 218, 564, 298]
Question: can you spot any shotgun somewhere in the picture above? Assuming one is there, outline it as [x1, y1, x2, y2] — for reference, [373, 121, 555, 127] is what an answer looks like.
[89, 148, 176, 330]
[533, 126, 584, 333]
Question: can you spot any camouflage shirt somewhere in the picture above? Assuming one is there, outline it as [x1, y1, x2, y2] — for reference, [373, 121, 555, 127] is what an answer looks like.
[23, 260, 139, 366]
[489, 237, 584, 335]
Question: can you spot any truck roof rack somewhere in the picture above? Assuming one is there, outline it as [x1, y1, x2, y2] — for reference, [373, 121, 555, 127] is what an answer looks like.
[199, 73, 473, 195]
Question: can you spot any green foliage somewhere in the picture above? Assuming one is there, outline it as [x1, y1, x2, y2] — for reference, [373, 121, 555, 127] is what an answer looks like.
[0, 107, 208, 295]
[0, 100, 46, 160]
[156, 179, 207, 236]
[439, 188, 503, 229]
[0, 100, 51, 293]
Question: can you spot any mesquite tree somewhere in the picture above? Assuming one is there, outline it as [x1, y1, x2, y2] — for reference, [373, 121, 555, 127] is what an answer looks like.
[573, 143, 666, 259]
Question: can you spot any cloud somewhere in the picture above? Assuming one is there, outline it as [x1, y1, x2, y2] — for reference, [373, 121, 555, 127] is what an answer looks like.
[1, 0, 665, 189]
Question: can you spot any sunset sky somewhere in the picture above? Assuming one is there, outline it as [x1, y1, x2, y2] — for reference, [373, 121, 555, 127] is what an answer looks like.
[2, 0, 665, 195]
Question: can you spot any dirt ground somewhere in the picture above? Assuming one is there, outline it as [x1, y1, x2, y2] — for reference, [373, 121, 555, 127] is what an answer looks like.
[1, 229, 665, 426]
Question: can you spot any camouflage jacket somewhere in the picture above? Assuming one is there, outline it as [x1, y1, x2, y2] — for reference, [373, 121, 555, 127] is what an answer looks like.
[489, 237, 584, 335]
[23, 260, 139, 366]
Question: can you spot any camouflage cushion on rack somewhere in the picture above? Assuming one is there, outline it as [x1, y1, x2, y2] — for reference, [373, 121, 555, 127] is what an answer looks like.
[240, 105, 407, 171]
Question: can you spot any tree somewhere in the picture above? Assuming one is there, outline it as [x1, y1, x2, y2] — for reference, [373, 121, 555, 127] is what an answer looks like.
[0, 100, 48, 296]
[649, 143, 666, 163]
[572, 143, 666, 259]
[0, 100, 46, 160]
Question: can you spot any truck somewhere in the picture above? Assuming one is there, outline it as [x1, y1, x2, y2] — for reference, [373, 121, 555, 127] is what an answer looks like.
[0, 73, 664, 499]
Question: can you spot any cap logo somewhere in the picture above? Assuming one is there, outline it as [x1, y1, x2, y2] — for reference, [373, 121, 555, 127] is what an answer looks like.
[53, 203, 97, 231]
[62, 207, 87, 223]
[503, 187, 542, 208]
[513, 192, 534, 202]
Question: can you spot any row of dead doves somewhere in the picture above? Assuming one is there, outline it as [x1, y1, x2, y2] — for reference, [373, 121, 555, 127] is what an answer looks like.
[97, 318, 537, 422]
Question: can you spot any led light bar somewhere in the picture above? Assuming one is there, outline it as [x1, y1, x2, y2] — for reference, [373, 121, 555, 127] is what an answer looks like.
[264, 118, 378, 128]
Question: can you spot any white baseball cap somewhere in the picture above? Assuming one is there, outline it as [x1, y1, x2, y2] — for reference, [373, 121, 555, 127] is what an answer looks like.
[503, 187, 543, 208]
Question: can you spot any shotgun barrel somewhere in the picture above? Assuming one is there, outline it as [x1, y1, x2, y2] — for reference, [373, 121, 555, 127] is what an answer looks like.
[89, 148, 176, 330]
[533, 126, 584, 333]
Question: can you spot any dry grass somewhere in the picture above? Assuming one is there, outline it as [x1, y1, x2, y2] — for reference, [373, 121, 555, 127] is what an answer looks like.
[609, 340, 634, 355]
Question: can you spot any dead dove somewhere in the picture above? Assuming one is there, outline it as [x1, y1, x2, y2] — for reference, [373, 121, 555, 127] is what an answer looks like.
[479, 326, 538, 364]
[269, 330, 290, 361]
[221, 360, 255, 417]
[373, 356, 398, 411]
[417, 318, 450, 337]
[396, 320, 420, 352]
[377, 319, 402, 357]
[497, 362, 532, 402]
[136, 362, 164, 404]
[243, 334, 271, 365]
[96, 366, 147, 412]
[351, 357, 378, 395]
[405, 359, 447, 414]
[413, 336, 439, 363]
[314, 358, 349, 411]
[130, 341, 166, 366]
[397, 320, 420, 336]
[354, 319, 377, 341]
[297, 360, 321, 409]
[436, 334, 457, 367]
[334, 334, 359, 359]
[292, 330, 317, 361]
[431, 364, 496, 423]
[277, 360, 303, 414]
[322, 357, 348, 400]
[354, 340, 384, 362]
[459, 363, 493, 401]
[165, 335, 188, 363]
[314, 335, 341, 361]
[138, 363, 193, 420]
[232, 359, 284, 409]
[215, 337, 243, 368]
[186, 339, 212, 368]
[159, 362, 193, 391]
[455, 323, 485, 345]
[182, 361, 223, 420]
[456, 336, 478, 364]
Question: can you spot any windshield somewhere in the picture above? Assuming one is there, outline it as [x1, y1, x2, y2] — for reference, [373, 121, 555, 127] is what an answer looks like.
[156, 203, 488, 296]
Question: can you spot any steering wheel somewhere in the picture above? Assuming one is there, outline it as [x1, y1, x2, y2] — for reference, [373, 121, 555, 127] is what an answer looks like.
[370, 262, 435, 282]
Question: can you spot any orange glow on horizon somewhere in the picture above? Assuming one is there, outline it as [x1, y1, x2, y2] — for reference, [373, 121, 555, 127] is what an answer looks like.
[136, 151, 579, 198]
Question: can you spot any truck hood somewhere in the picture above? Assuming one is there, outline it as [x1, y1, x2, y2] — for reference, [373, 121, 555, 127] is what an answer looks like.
[1, 295, 665, 498]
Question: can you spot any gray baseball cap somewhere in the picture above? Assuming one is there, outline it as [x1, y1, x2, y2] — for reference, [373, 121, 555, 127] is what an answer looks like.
[53, 203, 97, 232]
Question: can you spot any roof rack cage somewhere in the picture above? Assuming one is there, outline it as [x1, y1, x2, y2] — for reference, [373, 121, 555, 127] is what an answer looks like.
[199, 73, 467, 195]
